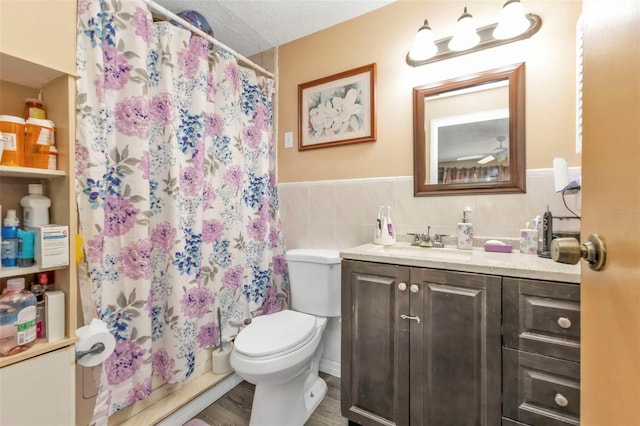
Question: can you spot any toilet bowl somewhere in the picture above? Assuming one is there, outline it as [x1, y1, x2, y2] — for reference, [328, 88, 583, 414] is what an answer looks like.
[230, 310, 328, 425]
[229, 249, 341, 426]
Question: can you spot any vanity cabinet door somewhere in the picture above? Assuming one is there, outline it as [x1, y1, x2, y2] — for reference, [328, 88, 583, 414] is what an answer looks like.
[409, 268, 502, 426]
[341, 260, 410, 426]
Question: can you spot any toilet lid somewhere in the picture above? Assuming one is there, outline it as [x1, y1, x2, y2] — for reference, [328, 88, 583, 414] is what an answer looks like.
[234, 310, 317, 357]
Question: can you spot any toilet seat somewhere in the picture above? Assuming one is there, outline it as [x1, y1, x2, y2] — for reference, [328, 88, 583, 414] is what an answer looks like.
[234, 310, 318, 358]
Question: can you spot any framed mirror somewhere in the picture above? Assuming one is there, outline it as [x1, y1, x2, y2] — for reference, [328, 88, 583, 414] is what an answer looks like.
[413, 63, 525, 196]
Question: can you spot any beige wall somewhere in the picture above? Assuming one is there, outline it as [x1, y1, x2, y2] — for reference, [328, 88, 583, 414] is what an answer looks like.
[277, 0, 581, 183]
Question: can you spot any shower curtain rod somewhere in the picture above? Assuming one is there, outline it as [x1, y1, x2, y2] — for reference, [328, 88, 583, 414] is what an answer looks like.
[143, 0, 275, 79]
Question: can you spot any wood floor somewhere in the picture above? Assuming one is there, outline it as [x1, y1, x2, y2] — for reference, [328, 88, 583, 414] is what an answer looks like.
[193, 373, 347, 426]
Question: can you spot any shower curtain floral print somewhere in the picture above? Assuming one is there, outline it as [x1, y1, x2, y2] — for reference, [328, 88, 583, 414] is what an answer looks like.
[76, 1, 289, 422]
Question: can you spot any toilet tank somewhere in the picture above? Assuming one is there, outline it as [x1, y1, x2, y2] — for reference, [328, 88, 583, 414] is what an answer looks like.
[285, 249, 341, 317]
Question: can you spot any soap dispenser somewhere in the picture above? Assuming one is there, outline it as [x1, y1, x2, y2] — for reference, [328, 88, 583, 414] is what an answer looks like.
[457, 209, 473, 250]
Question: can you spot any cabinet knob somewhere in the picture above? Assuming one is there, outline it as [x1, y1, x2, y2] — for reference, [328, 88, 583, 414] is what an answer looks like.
[398, 282, 407, 291]
[555, 393, 569, 407]
[557, 317, 572, 329]
[410, 284, 419, 293]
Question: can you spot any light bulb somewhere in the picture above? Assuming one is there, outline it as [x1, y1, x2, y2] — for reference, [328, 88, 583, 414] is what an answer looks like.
[493, 0, 531, 40]
[448, 7, 480, 51]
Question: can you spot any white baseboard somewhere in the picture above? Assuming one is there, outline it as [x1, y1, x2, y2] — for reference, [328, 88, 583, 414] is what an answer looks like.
[319, 358, 341, 378]
[156, 373, 243, 426]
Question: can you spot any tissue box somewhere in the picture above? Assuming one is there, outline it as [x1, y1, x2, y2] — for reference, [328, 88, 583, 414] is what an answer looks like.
[26, 224, 69, 268]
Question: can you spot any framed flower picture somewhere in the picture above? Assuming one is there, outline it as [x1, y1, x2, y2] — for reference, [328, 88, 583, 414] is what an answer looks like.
[298, 63, 376, 150]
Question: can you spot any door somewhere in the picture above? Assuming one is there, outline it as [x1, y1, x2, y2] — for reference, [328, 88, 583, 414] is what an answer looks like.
[581, 1, 640, 424]
[409, 268, 501, 426]
[341, 260, 410, 426]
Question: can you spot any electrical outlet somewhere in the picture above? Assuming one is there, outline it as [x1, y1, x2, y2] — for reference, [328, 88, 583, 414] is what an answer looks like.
[284, 132, 293, 149]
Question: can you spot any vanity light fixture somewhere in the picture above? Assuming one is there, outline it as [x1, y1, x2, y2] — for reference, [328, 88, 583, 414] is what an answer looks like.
[406, 0, 542, 67]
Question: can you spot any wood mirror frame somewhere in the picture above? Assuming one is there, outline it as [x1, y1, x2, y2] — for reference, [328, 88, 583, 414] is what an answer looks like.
[413, 62, 526, 196]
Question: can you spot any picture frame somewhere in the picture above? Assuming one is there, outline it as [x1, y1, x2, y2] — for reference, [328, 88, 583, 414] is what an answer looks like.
[298, 63, 376, 150]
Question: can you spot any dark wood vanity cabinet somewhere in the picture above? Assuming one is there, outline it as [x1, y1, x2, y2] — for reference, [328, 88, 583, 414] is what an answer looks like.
[341, 260, 502, 426]
[341, 261, 581, 426]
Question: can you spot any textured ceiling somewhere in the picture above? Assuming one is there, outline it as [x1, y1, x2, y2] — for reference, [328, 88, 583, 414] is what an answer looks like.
[152, 0, 395, 57]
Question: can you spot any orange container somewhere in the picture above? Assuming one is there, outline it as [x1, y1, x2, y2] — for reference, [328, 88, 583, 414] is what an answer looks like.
[24, 118, 55, 169]
[24, 98, 46, 120]
[0, 115, 26, 167]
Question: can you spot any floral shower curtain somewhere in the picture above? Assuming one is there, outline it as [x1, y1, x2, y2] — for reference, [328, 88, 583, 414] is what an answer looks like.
[76, 0, 288, 422]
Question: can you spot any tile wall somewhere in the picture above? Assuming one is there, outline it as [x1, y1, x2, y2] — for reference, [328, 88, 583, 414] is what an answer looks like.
[278, 168, 582, 251]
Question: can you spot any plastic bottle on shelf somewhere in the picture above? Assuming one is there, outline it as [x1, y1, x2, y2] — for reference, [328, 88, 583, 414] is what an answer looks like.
[0, 277, 37, 356]
[20, 184, 51, 227]
[30, 283, 46, 340]
[1, 209, 20, 267]
[24, 98, 46, 120]
[0, 115, 26, 167]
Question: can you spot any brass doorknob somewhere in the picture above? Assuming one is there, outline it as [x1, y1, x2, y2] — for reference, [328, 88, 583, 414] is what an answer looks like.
[551, 234, 607, 271]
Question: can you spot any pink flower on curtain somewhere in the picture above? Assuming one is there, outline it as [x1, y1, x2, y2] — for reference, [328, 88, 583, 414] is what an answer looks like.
[258, 197, 270, 221]
[75, 142, 90, 177]
[197, 322, 220, 348]
[178, 42, 202, 79]
[247, 218, 268, 241]
[120, 238, 151, 280]
[269, 228, 279, 248]
[180, 166, 203, 196]
[242, 125, 262, 149]
[115, 96, 149, 138]
[206, 74, 217, 101]
[223, 165, 243, 190]
[205, 113, 224, 138]
[272, 255, 287, 275]
[253, 104, 270, 131]
[86, 234, 105, 264]
[105, 340, 147, 385]
[125, 377, 152, 405]
[224, 63, 240, 91]
[261, 286, 281, 315]
[202, 181, 216, 209]
[189, 37, 209, 59]
[152, 348, 175, 382]
[181, 287, 214, 319]
[103, 45, 132, 90]
[151, 222, 177, 254]
[193, 141, 204, 169]
[93, 74, 105, 103]
[149, 92, 175, 125]
[269, 170, 276, 189]
[132, 7, 154, 43]
[202, 219, 223, 243]
[104, 195, 140, 237]
[222, 265, 244, 290]
[138, 151, 150, 179]
[77, 0, 88, 15]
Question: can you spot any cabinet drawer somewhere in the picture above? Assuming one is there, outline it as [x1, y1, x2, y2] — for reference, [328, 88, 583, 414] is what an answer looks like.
[503, 348, 579, 426]
[503, 278, 580, 362]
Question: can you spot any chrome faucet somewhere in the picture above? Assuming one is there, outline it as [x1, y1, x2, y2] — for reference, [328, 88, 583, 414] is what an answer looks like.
[409, 227, 449, 248]
[409, 226, 434, 247]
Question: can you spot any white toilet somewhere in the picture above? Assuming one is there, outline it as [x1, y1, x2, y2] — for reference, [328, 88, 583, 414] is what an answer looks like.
[230, 248, 341, 426]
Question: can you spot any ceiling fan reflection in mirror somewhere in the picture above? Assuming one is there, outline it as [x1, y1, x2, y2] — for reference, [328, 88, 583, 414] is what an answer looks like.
[456, 136, 509, 164]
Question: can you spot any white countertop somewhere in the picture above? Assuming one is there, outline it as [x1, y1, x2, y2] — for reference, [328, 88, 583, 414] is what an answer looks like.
[340, 242, 580, 283]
